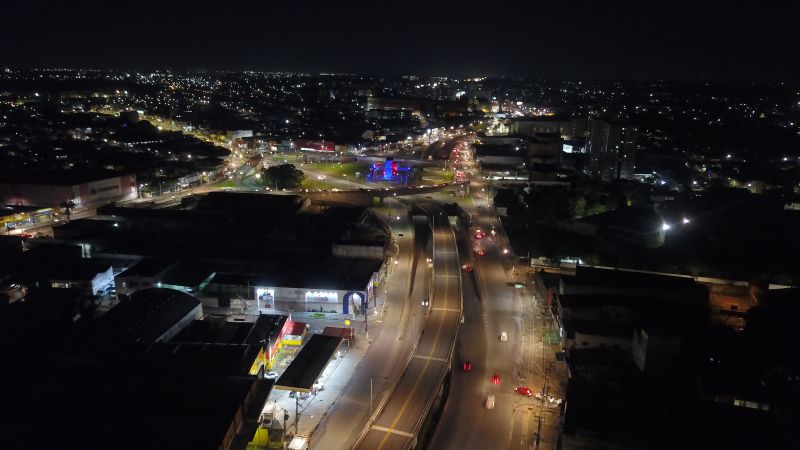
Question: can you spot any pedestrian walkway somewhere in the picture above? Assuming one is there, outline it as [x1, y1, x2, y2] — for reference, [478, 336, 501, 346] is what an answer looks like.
[517, 268, 567, 450]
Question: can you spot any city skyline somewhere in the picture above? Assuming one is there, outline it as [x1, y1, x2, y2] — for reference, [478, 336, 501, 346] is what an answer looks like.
[1, 3, 799, 448]
[1, 0, 798, 81]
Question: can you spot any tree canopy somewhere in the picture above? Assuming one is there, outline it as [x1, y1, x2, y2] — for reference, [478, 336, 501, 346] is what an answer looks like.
[261, 164, 305, 190]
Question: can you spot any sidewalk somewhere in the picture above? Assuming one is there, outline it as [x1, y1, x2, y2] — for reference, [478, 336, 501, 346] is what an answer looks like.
[517, 268, 567, 450]
[294, 209, 426, 450]
[270, 329, 374, 439]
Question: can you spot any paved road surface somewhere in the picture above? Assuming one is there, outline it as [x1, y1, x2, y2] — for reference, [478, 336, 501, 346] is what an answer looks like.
[353, 205, 462, 450]
[310, 211, 430, 450]
[428, 179, 534, 449]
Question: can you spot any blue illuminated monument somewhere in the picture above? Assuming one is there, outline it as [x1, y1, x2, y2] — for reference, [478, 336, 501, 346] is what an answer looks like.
[367, 158, 412, 184]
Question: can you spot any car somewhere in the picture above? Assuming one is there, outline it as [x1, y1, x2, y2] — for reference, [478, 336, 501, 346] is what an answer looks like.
[475, 249, 484, 256]
[463, 360, 472, 372]
[266, 371, 279, 379]
[491, 373, 501, 385]
[485, 395, 495, 409]
[500, 331, 508, 342]
[462, 264, 473, 273]
[515, 386, 533, 397]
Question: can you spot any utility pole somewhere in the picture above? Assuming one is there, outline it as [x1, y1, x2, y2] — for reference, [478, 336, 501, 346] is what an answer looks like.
[295, 394, 300, 435]
[283, 408, 290, 444]
[534, 415, 543, 450]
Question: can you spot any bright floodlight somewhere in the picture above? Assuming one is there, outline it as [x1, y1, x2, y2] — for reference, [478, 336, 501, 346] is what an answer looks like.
[662, 223, 671, 231]
[682, 217, 690, 224]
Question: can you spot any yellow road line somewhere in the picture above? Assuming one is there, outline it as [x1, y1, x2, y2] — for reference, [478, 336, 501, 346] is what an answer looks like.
[375, 237, 452, 450]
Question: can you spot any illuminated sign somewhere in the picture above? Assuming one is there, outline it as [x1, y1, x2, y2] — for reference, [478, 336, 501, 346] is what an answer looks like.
[256, 288, 274, 307]
[305, 291, 339, 303]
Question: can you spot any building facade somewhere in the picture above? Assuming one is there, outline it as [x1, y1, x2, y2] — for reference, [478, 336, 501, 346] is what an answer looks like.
[586, 118, 638, 182]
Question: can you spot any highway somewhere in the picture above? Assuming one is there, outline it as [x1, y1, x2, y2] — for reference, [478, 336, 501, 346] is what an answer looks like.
[428, 178, 541, 449]
[352, 205, 462, 450]
[310, 208, 431, 450]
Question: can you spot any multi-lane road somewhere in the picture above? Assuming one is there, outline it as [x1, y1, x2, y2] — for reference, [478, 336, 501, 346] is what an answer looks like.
[353, 206, 462, 450]
[425, 179, 532, 450]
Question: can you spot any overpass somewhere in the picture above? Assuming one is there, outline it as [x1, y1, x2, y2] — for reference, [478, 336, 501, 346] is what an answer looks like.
[351, 204, 462, 450]
[301, 182, 467, 207]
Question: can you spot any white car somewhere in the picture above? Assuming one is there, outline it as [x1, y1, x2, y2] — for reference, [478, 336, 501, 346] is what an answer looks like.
[500, 332, 508, 342]
[266, 371, 279, 379]
[485, 395, 496, 409]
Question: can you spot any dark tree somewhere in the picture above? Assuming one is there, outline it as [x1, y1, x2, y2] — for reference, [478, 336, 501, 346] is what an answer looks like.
[261, 164, 305, 190]
[60, 199, 76, 221]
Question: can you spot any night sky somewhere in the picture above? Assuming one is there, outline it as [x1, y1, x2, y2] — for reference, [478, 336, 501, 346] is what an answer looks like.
[2, 0, 798, 80]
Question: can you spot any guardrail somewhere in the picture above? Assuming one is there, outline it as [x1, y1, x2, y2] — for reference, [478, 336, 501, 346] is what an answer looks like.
[404, 221, 463, 449]
[350, 204, 463, 450]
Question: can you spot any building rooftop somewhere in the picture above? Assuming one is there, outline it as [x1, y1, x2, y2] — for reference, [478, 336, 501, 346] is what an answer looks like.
[0, 167, 131, 185]
[119, 258, 175, 278]
[0, 368, 267, 450]
[158, 262, 215, 290]
[474, 143, 527, 158]
[172, 314, 289, 348]
[569, 265, 702, 293]
[275, 334, 342, 392]
[210, 257, 381, 292]
[94, 287, 201, 343]
[138, 341, 263, 377]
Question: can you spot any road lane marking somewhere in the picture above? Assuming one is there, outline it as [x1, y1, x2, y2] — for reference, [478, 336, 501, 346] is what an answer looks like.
[375, 235, 453, 450]
[370, 425, 415, 438]
[375, 302, 444, 450]
[413, 355, 449, 363]
[435, 274, 460, 278]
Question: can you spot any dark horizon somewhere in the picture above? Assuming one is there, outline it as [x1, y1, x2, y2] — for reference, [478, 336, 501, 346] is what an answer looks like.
[2, 0, 799, 82]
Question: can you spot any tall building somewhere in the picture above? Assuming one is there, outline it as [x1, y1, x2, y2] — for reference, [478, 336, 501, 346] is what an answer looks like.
[586, 117, 638, 182]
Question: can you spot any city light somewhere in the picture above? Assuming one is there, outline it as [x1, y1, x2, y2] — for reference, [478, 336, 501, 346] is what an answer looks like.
[662, 223, 671, 231]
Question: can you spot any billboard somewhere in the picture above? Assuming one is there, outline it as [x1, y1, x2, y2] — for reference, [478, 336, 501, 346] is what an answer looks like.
[294, 139, 335, 152]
